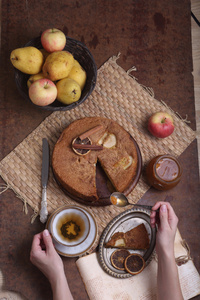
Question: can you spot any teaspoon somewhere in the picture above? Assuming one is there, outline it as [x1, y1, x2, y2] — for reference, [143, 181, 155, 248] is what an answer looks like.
[110, 192, 159, 212]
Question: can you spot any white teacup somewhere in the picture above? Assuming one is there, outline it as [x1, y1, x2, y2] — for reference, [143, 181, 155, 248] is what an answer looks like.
[50, 206, 90, 247]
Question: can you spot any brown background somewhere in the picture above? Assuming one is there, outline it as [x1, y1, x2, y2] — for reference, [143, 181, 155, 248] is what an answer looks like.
[0, 1, 199, 299]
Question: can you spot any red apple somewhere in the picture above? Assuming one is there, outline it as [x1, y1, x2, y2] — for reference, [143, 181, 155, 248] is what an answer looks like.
[28, 78, 57, 106]
[148, 111, 174, 138]
[41, 28, 66, 52]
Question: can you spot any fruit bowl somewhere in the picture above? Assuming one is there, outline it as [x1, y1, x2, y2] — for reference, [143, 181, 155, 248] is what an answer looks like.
[14, 36, 97, 111]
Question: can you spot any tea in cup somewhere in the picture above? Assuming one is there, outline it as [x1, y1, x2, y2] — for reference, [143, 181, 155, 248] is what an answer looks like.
[51, 206, 90, 247]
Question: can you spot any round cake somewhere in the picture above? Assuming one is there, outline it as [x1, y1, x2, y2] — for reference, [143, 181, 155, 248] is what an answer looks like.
[52, 117, 139, 205]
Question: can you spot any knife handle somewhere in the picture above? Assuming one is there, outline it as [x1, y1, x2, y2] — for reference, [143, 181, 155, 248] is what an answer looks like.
[40, 188, 48, 223]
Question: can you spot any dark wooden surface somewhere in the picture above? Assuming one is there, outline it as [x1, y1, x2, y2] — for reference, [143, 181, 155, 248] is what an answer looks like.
[0, 1, 199, 299]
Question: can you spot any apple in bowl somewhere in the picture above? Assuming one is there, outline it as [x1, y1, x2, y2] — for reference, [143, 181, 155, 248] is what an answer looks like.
[41, 28, 66, 52]
[148, 111, 174, 138]
[29, 78, 57, 106]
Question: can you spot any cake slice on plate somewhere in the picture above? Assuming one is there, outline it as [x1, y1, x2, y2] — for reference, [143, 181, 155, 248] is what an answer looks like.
[104, 223, 150, 250]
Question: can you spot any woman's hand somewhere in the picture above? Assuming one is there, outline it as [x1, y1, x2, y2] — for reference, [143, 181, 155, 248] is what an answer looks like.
[30, 229, 65, 285]
[150, 202, 183, 300]
[30, 229, 74, 300]
[150, 202, 178, 257]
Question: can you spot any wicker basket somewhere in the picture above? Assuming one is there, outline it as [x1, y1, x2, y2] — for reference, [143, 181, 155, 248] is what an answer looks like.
[14, 36, 97, 111]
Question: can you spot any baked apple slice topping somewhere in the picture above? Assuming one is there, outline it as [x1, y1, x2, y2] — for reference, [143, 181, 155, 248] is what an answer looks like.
[103, 133, 117, 149]
[98, 132, 117, 148]
[114, 155, 133, 170]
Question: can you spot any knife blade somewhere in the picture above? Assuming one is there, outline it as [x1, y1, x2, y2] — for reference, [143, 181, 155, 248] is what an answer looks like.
[40, 138, 49, 223]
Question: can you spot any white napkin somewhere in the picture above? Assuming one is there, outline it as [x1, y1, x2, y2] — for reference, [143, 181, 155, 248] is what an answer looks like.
[76, 231, 200, 300]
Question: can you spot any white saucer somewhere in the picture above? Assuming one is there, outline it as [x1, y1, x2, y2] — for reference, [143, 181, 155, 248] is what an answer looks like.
[46, 205, 98, 257]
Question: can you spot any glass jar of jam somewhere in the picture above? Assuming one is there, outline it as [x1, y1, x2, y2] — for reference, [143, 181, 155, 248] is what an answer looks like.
[146, 155, 182, 190]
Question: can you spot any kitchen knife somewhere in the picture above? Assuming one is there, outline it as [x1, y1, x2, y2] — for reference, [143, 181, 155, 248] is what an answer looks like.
[40, 138, 49, 223]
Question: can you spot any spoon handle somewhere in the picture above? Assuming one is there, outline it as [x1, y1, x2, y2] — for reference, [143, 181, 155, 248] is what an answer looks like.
[131, 203, 160, 212]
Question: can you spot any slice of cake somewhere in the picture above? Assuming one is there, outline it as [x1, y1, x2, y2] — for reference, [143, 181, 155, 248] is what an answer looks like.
[104, 223, 150, 250]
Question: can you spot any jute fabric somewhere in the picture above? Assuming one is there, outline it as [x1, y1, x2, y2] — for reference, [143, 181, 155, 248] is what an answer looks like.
[0, 56, 196, 252]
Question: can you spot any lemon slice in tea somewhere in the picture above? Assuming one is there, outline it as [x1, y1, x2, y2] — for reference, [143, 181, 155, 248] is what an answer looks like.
[110, 249, 130, 270]
[124, 253, 145, 275]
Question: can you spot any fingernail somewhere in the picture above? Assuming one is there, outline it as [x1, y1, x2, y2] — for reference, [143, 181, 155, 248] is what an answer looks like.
[43, 229, 49, 237]
[161, 204, 167, 212]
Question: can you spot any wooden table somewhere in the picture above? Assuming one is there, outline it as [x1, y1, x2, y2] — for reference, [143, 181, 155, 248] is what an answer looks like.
[0, 1, 199, 299]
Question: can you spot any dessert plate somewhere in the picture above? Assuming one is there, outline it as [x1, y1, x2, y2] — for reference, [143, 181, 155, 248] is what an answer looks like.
[98, 208, 156, 278]
[46, 205, 98, 257]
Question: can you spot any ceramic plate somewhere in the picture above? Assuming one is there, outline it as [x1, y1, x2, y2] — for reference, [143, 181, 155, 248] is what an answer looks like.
[98, 208, 156, 278]
[46, 205, 98, 257]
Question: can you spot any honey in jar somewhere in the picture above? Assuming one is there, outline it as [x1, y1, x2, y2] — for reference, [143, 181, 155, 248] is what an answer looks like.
[146, 155, 182, 190]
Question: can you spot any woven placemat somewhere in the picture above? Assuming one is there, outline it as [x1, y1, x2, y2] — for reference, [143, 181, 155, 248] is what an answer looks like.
[0, 55, 196, 252]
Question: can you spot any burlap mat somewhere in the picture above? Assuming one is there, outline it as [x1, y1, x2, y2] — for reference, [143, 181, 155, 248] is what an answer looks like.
[0, 55, 196, 252]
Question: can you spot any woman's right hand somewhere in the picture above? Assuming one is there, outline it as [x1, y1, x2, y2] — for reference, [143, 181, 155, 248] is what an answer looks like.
[150, 202, 178, 257]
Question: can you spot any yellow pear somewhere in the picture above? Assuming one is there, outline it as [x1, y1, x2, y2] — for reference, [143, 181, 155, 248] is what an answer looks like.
[42, 51, 74, 81]
[10, 46, 44, 74]
[56, 78, 81, 105]
[68, 60, 87, 90]
[27, 72, 46, 88]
